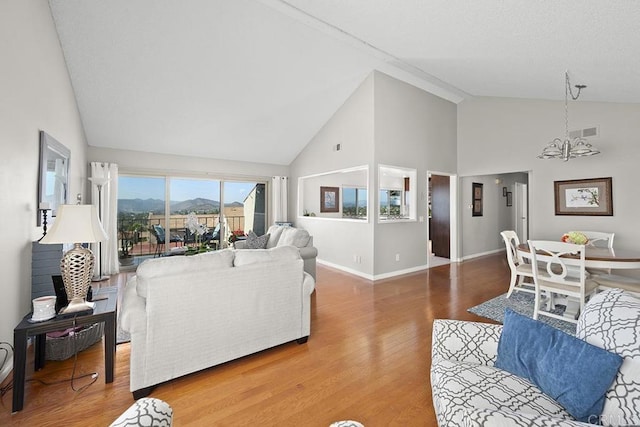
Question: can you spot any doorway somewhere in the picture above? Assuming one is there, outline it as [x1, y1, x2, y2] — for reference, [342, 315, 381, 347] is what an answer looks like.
[428, 173, 452, 267]
[515, 182, 528, 243]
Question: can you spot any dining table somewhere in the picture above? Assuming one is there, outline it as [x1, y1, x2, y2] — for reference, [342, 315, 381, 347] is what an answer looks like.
[516, 243, 640, 320]
[517, 243, 640, 270]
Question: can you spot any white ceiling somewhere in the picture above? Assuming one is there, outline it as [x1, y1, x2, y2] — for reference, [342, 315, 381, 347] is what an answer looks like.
[49, 0, 640, 165]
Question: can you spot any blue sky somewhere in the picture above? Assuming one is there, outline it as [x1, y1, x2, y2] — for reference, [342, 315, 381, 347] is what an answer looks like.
[118, 176, 257, 204]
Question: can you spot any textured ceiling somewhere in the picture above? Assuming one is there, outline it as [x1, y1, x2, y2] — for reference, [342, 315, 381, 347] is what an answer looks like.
[49, 0, 640, 165]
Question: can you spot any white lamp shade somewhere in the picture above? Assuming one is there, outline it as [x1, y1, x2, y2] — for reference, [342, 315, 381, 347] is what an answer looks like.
[40, 204, 108, 244]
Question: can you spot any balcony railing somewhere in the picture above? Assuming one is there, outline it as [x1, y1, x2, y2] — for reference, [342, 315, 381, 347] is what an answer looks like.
[120, 214, 246, 258]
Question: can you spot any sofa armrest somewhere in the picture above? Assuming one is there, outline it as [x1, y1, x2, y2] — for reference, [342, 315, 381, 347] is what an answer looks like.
[431, 319, 502, 366]
[298, 246, 318, 260]
[119, 276, 146, 334]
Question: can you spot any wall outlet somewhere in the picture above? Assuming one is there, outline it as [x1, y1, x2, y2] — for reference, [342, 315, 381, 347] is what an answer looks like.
[395, 253, 400, 261]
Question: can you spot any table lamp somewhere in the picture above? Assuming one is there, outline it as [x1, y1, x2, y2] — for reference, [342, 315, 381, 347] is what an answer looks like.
[40, 204, 108, 314]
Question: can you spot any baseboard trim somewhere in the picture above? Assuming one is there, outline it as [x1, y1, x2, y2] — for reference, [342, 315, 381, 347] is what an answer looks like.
[0, 354, 12, 385]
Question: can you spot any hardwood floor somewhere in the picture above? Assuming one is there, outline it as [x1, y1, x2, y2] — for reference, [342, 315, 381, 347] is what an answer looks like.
[0, 253, 509, 426]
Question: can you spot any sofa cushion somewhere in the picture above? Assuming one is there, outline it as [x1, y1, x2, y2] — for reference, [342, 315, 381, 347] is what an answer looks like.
[136, 249, 235, 296]
[245, 230, 269, 249]
[461, 407, 592, 427]
[138, 249, 234, 279]
[233, 246, 300, 267]
[277, 227, 311, 248]
[431, 358, 573, 427]
[495, 309, 622, 422]
[576, 289, 640, 427]
[265, 225, 285, 248]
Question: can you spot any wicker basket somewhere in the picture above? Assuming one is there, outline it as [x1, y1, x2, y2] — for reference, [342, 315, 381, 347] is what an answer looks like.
[45, 322, 104, 361]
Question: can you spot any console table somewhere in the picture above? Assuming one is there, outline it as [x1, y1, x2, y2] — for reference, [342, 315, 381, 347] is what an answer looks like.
[12, 286, 117, 412]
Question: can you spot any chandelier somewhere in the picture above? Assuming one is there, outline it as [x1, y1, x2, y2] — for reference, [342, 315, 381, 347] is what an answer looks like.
[537, 71, 600, 161]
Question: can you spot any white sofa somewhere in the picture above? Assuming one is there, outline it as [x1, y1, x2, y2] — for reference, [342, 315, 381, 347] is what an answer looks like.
[120, 246, 315, 398]
[234, 225, 318, 280]
[431, 288, 640, 427]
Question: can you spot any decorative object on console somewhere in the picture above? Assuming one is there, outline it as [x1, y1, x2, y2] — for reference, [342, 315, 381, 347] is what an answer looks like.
[538, 71, 600, 161]
[30, 296, 57, 322]
[40, 204, 108, 314]
[554, 177, 613, 216]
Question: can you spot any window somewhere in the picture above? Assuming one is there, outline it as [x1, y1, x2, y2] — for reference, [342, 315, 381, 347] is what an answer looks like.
[298, 165, 368, 220]
[378, 165, 416, 221]
[118, 174, 266, 257]
[342, 187, 367, 219]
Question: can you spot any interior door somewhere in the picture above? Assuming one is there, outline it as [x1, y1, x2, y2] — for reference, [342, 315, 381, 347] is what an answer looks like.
[515, 182, 528, 243]
[431, 174, 450, 258]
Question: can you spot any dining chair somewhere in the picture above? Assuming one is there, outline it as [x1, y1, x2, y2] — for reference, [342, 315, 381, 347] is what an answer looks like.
[527, 240, 599, 324]
[500, 230, 535, 297]
[576, 231, 615, 248]
[575, 231, 615, 275]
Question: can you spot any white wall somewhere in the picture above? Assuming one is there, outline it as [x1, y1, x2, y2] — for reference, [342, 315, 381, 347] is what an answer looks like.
[459, 172, 528, 258]
[291, 71, 457, 279]
[291, 74, 376, 277]
[458, 96, 640, 252]
[373, 72, 457, 276]
[0, 1, 88, 345]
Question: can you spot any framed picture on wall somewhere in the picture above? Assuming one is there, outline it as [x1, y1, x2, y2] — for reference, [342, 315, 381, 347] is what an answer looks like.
[472, 182, 483, 216]
[320, 186, 339, 213]
[506, 191, 513, 207]
[554, 177, 613, 216]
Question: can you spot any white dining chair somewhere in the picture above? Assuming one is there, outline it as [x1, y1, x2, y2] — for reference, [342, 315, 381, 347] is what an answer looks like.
[500, 231, 535, 297]
[575, 231, 615, 248]
[575, 231, 615, 275]
[528, 240, 599, 324]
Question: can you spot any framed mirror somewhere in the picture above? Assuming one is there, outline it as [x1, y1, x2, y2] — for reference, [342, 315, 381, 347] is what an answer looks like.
[38, 131, 70, 225]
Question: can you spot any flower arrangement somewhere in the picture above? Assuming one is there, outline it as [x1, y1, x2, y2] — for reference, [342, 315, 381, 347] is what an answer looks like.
[561, 231, 589, 245]
[186, 212, 209, 248]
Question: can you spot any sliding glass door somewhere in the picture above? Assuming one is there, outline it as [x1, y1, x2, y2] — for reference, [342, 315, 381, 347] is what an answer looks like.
[118, 174, 267, 259]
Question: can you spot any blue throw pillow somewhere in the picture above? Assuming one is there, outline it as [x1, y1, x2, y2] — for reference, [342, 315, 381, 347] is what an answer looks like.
[495, 309, 622, 423]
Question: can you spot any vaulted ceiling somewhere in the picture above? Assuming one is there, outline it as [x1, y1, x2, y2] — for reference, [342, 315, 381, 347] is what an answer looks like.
[49, 0, 640, 165]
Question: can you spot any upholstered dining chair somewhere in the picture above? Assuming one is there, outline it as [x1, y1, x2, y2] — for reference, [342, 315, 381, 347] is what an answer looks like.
[527, 240, 599, 324]
[500, 230, 535, 298]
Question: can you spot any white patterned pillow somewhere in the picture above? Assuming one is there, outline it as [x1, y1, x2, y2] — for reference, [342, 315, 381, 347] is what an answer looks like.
[461, 407, 592, 427]
[576, 288, 640, 427]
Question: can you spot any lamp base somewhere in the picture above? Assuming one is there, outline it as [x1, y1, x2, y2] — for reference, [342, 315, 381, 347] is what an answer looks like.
[59, 297, 95, 315]
[91, 275, 109, 282]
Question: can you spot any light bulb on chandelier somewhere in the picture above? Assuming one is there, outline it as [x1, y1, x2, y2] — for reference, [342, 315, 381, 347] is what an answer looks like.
[537, 71, 600, 162]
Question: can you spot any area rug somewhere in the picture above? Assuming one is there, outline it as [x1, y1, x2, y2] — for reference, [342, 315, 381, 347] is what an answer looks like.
[467, 291, 576, 335]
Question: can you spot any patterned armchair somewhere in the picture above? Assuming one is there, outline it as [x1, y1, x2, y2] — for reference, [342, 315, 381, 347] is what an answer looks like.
[431, 288, 640, 427]
[431, 320, 591, 427]
[110, 398, 172, 426]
